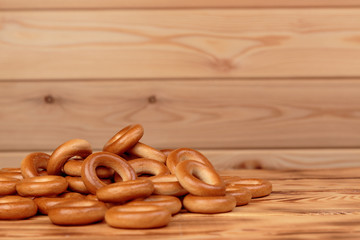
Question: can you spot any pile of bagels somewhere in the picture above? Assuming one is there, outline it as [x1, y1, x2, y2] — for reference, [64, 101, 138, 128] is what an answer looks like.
[0, 124, 272, 229]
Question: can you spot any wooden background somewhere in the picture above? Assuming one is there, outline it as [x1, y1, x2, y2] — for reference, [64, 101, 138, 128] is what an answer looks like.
[1, 1, 360, 169]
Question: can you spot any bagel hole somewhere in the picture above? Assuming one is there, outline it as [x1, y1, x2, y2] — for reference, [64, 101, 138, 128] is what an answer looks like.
[138, 174, 154, 178]
[192, 168, 217, 185]
[192, 171, 203, 181]
[137, 171, 155, 178]
[120, 152, 138, 160]
[95, 166, 114, 178]
[37, 167, 47, 172]
[114, 173, 124, 182]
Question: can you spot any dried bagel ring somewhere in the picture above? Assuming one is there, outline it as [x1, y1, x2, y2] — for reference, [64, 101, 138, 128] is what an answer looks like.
[105, 205, 171, 229]
[149, 174, 188, 196]
[65, 176, 90, 194]
[128, 158, 170, 177]
[221, 175, 242, 185]
[103, 124, 144, 155]
[66, 176, 112, 194]
[119, 152, 139, 161]
[0, 172, 23, 180]
[0, 176, 20, 196]
[21, 152, 50, 178]
[167, 148, 213, 174]
[128, 142, 166, 163]
[59, 192, 85, 199]
[48, 199, 107, 225]
[47, 139, 92, 175]
[160, 149, 174, 157]
[0, 196, 38, 219]
[0, 168, 21, 173]
[175, 160, 225, 196]
[127, 195, 182, 215]
[34, 197, 74, 215]
[81, 152, 136, 194]
[63, 160, 114, 178]
[96, 179, 154, 203]
[225, 185, 252, 206]
[183, 194, 236, 214]
[228, 178, 272, 198]
[16, 175, 68, 197]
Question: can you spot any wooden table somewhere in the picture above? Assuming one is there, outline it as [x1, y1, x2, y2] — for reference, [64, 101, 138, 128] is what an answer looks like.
[1, 168, 359, 239]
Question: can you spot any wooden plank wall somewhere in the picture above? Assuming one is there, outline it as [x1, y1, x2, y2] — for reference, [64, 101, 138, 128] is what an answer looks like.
[0, 1, 360, 169]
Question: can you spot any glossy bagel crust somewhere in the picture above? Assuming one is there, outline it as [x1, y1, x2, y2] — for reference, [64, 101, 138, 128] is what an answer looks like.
[34, 197, 75, 215]
[183, 194, 236, 214]
[21, 152, 50, 178]
[66, 176, 112, 194]
[128, 142, 166, 163]
[81, 152, 136, 194]
[0, 168, 21, 173]
[48, 199, 107, 225]
[175, 160, 225, 196]
[0, 176, 20, 196]
[0, 172, 23, 180]
[65, 176, 90, 194]
[127, 195, 182, 215]
[47, 139, 92, 175]
[59, 192, 85, 199]
[225, 185, 252, 206]
[16, 175, 68, 197]
[128, 158, 170, 177]
[0, 196, 38, 219]
[160, 149, 174, 157]
[149, 174, 188, 196]
[63, 160, 114, 178]
[103, 124, 144, 155]
[105, 205, 171, 229]
[96, 179, 154, 203]
[227, 178, 272, 198]
[167, 148, 213, 174]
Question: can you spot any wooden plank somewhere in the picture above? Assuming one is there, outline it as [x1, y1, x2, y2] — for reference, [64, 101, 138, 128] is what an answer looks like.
[1, 0, 360, 10]
[2, 149, 360, 170]
[222, 167, 360, 179]
[208, 149, 360, 170]
[1, 214, 359, 239]
[1, 79, 360, 151]
[2, 9, 360, 80]
[1, 212, 360, 239]
[0, 168, 360, 239]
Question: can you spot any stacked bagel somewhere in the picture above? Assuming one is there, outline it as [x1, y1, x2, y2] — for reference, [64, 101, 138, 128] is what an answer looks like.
[0, 124, 272, 229]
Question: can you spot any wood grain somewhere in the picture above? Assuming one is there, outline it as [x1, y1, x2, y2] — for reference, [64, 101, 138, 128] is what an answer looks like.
[0, 168, 359, 239]
[1, 0, 360, 10]
[2, 148, 360, 170]
[2, 9, 360, 80]
[1, 79, 360, 151]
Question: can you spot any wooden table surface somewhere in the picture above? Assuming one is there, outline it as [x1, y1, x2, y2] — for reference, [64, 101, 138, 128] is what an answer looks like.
[1, 168, 359, 239]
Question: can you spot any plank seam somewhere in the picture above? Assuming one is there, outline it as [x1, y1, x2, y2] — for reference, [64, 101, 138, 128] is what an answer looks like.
[1, 76, 360, 83]
[1, 147, 360, 153]
[2, 6, 360, 11]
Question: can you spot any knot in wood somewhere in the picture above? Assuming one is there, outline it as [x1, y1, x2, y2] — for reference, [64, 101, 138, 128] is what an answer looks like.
[44, 95, 55, 104]
[148, 95, 157, 104]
